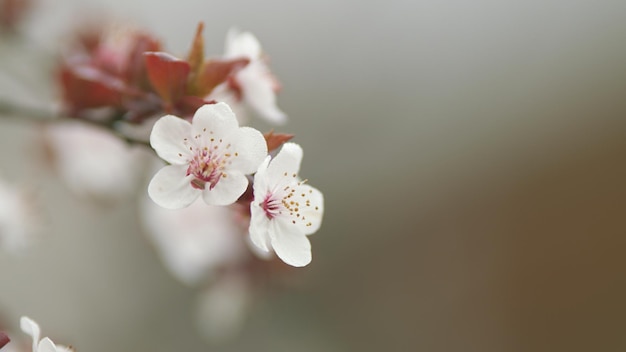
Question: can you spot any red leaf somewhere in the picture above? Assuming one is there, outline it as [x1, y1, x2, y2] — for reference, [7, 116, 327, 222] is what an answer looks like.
[264, 130, 294, 152]
[191, 58, 249, 97]
[60, 64, 126, 114]
[144, 52, 190, 106]
[124, 33, 162, 88]
[186, 22, 205, 76]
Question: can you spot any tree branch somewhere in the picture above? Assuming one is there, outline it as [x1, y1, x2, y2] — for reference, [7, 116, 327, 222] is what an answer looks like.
[0, 99, 150, 148]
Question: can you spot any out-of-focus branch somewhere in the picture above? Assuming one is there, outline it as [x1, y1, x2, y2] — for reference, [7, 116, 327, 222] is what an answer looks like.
[0, 99, 53, 120]
[0, 99, 150, 147]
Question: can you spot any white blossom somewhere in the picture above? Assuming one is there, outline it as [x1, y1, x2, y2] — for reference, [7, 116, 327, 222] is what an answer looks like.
[141, 193, 246, 285]
[20, 317, 72, 352]
[209, 28, 287, 125]
[44, 121, 146, 201]
[148, 102, 267, 209]
[249, 143, 324, 267]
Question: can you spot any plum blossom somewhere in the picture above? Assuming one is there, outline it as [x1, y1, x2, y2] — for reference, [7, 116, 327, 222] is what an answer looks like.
[20, 317, 72, 352]
[209, 28, 287, 125]
[141, 194, 246, 285]
[148, 102, 267, 209]
[44, 121, 147, 202]
[249, 143, 324, 267]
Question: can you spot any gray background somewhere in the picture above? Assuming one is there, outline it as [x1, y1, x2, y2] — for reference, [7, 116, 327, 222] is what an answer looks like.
[1, 0, 626, 351]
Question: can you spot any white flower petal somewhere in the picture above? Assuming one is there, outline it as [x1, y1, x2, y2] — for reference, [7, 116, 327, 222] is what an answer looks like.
[201, 171, 248, 206]
[252, 155, 271, 192]
[246, 232, 273, 259]
[191, 103, 239, 138]
[148, 164, 200, 209]
[206, 84, 250, 124]
[150, 115, 193, 165]
[228, 126, 268, 174]
[20, 316, 40, 351]
[297, 185, 324, 235]
[266, 143, 303, 183]
[225, 28, 261, 59]
[37, 338, 58, 352]
[248, 203, 271, 253]
[269, 218, 311, 267]
[238, 63, 287, 124]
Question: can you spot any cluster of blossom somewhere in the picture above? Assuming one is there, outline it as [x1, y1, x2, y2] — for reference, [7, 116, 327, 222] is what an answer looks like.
[51, 21, 325, 268]
[1, 9, 325, 341]
[148, 103, 323, 266]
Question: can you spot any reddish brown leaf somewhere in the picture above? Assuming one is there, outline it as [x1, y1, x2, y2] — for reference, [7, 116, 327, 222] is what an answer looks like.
[264, 130, 294, 152]
[124, 33, 162, 88]
[186, 22, 205, 77]
[190, 58, 249, 97]
[60, 64, 126, 114]
[144, 52, 190, 106]
[0, 331, 9, 349]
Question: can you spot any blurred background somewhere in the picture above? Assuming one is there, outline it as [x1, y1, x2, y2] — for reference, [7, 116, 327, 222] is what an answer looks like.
[1, 0, 626, 351]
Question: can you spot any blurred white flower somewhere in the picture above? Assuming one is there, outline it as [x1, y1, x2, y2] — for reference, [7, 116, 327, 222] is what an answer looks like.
[249, 143, 324, 267]
[141, 194, 246, 285]
[209, 28, 287, 125]
[44, 121, 146, 201]
[20, 317, 72, 352]
[148, 102, 267, 209]
[0, 177, 37, 252]
[195, 273, 252, 343]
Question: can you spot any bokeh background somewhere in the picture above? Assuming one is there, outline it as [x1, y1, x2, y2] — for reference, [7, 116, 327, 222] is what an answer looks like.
[1, 0, 626, 351]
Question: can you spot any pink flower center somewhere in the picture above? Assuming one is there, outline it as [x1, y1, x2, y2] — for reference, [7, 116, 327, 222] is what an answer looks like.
[258, 180, 316, 228]
[260, 184, 304, 221]
[261, 192, 281, 219]
[186, 149, 225, 190]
